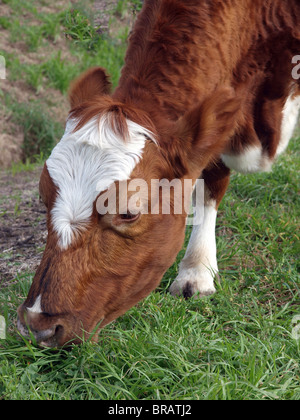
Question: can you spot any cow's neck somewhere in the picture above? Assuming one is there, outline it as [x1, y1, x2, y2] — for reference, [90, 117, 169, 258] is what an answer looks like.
[113, 0, 270, 123]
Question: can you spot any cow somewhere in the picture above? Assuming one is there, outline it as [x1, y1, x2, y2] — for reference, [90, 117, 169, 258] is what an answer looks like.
[17, 0, 300, 347]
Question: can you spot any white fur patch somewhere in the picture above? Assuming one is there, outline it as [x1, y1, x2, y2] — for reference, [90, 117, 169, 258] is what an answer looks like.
[221, 145, 272, 174]
[27, 295, 42, 314]
[46, 115, 154, 250]
[277, 92, 300, 157]
[222, 92, 300, 172]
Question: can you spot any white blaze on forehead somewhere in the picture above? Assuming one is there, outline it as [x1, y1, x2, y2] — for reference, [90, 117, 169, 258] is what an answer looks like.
[46, 114, 154, 250]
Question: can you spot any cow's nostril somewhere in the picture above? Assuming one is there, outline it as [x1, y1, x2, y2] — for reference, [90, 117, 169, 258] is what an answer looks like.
[18, 321, 65, 347]
[37, 325, 63, 347]
[17, 304, 67, 347]
[35, 326, 56, 343]
[54, 324, 64, 337]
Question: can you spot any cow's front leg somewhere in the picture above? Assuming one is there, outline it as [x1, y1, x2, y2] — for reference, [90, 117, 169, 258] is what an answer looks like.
[169, 161, 230, 298]
[169, 202, 218, 298]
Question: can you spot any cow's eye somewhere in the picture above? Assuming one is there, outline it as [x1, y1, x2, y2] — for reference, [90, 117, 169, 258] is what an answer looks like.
[119, 212, 140, 223]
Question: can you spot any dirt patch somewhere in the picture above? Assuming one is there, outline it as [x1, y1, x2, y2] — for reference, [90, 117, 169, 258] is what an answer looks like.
[94, 0, 116, 30]
[93, 0, 137, 35]
[0, 166, 46, 285]
[0, 107, 24, 168]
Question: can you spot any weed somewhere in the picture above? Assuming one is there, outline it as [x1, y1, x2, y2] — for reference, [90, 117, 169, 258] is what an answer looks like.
[63, 8, 101, 50]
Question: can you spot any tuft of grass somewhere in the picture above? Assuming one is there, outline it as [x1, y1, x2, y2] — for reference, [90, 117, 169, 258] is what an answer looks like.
[10, 154, 46, 176]
[63, 8, 102, 50]
[61, 6, 127, 88]
[5, 98, 64, 159]
[41, 51, 78, 94]
[0, 16, 11, 30]
[23, 63, 44, 93]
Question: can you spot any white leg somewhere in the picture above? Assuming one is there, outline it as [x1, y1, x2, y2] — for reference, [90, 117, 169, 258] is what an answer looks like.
[169, 201, 218, 298]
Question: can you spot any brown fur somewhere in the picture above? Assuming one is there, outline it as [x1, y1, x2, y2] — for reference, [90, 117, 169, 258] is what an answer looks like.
[18, 0, 300, 346]
[68, 67, 111, 109]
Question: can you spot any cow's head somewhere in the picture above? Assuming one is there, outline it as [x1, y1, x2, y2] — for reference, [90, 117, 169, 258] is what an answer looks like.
[17, 68, 239, 347]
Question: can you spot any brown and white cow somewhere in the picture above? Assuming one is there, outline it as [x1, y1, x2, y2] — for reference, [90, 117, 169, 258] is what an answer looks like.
[17, 0, 300, 347]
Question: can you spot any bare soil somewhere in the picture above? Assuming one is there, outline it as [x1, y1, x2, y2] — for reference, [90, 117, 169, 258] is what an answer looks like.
[0, 166, 46, 285]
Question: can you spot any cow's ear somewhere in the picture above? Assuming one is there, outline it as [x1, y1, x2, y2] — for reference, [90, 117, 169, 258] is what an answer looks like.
[172, 88, 241, 177]
[68, 67, 112, 108]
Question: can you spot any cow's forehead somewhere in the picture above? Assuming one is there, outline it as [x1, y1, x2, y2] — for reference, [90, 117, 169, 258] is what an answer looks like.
[46, 115, 155, 250]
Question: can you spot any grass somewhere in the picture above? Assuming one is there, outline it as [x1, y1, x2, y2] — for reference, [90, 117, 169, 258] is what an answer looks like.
[0, 135, 299, 400]
[0, 90, 63, 160]
[0, 0, 299, 401]
[6, 2, 128, 90]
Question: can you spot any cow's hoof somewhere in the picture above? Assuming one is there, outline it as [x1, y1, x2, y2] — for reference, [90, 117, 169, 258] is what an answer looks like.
[169, 270, 217, 299]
